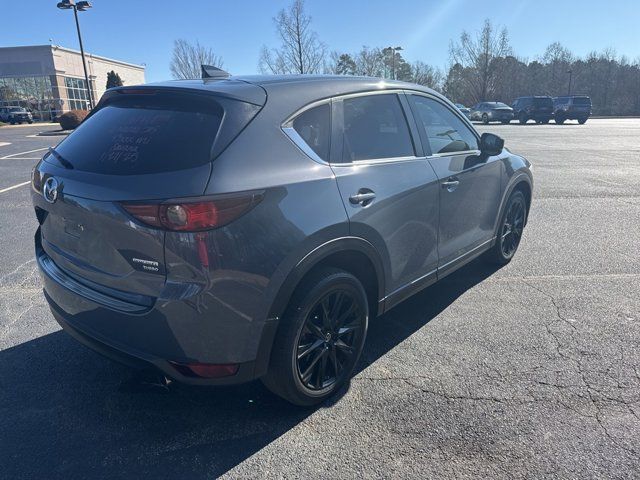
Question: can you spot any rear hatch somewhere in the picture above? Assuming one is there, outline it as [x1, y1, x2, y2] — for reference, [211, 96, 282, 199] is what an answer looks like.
[571, 96, 591, 112]
[33, 85, 264, 300]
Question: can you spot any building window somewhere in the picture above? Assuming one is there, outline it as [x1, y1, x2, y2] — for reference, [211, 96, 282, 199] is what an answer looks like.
[0, 76, 55, 121]
[64, 76, 90, 111]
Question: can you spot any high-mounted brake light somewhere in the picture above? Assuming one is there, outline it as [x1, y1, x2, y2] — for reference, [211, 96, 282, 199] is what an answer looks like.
[121, 192, 263, 232]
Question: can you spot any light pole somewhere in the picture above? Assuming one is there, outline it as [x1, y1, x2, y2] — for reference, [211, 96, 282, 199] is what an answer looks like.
[567, 69, 573, 96]
[384, 46, 403, 80]
[57, 0, 94, 109]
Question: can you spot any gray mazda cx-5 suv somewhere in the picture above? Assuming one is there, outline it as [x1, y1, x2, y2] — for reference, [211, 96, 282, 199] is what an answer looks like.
[31, 74, 533, 406]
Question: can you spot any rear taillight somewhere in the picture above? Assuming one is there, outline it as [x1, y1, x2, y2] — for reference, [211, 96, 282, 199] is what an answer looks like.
[121, 192, 263, 232]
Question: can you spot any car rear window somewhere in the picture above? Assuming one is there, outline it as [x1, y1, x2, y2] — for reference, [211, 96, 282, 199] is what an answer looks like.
[533, 97, 553, 107]
[52, 94, 224, 175]
[342, 94, 414, 161]
[572, 97, 591, 106]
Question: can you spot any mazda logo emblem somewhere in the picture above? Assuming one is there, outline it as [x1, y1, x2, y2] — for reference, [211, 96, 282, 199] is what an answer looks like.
[43, 177, 60, 204]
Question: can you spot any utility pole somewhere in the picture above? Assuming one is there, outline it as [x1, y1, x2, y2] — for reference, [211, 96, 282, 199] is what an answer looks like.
[57, 0, 94, 109]
[384, 46, 403, 80]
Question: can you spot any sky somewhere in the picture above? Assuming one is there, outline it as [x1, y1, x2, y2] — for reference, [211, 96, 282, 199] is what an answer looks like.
[2, 0, 640, 83]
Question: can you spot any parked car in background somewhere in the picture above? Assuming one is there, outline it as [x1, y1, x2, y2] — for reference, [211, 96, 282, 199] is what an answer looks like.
[32, 75, 533, 406]
[0, 106, 33, 124]
[553, 95, 592, 124]
[469, 102, 514, 124]
[511, 96, 554, 124]
[454, 103, 471, 118]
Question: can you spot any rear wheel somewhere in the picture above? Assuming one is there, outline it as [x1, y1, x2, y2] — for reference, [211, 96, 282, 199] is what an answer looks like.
[486, 190, 527, 265]
[518, 113, 527, 124]
[578, 117, 588, 124]
[555, 115, 565, 125]
[262, 267, 369, 406]
[501, 120, 510, 124]
[482, 113, 489, 125]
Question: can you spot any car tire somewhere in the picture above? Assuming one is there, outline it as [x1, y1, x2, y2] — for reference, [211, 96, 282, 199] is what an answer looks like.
[578, 117, 588, 125]
[501, 120, 510, 124]
[28, 120, 33, 124]
[482, 114, 489, 125]
[555, 115, 565, 125]
[541, 119, 550, 124]
[262, 267, 369, 406]
[486, 190, 527, 265]
[518, 113, 527, 124]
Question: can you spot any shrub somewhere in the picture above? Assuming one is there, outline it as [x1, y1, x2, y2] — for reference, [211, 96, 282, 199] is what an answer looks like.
[58, 110, 89, 130]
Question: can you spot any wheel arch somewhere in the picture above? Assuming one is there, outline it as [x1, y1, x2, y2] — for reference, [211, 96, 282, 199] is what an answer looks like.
[494, 173, 533, 236]
[267, 237, 385, 322]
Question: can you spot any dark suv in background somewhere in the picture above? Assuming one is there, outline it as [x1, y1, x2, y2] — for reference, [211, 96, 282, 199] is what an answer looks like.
[32, 75, 533, 405]
[553, 95, 592, 124]
[511, 96, 554, 124]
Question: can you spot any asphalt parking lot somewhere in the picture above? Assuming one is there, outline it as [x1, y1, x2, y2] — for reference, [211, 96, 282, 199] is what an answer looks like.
[1, 119, 639, 479]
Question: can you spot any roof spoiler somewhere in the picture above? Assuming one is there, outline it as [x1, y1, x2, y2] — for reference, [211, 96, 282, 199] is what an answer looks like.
[201, 65, 230, 79]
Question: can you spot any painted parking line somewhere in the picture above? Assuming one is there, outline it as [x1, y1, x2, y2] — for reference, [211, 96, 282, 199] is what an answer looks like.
[0, 142, 11, 147]
[0, 181, 30, 194]
[0, 147, 48, 160]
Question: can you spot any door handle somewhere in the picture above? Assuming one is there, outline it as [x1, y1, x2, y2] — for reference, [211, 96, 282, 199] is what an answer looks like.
[442, 177, 460, 191]
[349, 190, 376, 206]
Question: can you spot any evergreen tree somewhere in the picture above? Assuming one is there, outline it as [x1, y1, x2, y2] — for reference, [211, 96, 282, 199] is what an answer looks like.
[106, 71, 124, 89]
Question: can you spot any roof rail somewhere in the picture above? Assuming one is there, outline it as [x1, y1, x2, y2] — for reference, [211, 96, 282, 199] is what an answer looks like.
[201, 65, 230, 79]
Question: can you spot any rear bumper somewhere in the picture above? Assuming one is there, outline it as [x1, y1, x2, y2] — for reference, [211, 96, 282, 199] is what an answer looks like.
[37, 241, 277, 386]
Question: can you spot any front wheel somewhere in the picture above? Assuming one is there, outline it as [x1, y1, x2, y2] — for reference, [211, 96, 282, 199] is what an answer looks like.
[486, 190, 527, 265]
[262, 267, 369, 406]
[518, 113, 527, 124]
[578, 117, 588, 125]
[555, 115, 565, 125]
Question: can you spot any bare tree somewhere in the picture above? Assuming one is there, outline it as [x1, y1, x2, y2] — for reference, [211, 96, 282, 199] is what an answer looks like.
[259, 0, 326, 74]
[449, 19, 511, 102]
[170, 39, 224, 80]
[411, 61, 443, 89]
[354, 46, 385, 77]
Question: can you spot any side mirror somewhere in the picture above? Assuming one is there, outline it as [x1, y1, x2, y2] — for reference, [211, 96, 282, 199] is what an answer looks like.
[480, 132, 504, 156]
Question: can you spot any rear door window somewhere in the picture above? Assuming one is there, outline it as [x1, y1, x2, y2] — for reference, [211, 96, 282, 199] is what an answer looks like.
[341, 94, 414, 161]
[52, 94, 224, 175]
[572, 97, 591, 106]
[292, 103, 331, 161]
[533, 97, 553, 108]
[408, 95, 479, 155]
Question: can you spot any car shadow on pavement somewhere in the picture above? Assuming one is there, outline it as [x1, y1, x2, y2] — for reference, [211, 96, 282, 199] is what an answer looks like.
[0, 260, 500, 479]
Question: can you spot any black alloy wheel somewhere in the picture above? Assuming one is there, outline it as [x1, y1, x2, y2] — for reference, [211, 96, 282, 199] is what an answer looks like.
[500, 193, 526, 259]
[486, 190, 527, 265]
[262, 267, 368, 406]
[296, 290, 364, 391]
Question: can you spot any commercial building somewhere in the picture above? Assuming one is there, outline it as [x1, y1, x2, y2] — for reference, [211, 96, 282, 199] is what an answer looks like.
[0, 45, 145, 121]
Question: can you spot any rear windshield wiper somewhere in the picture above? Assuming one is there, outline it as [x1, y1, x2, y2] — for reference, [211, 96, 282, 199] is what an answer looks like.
[47, 147, 74, 169]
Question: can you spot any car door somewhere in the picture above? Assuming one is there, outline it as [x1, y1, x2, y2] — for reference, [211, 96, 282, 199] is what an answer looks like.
[329, 92, 440, 301]
[406, 93, 504, 275]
